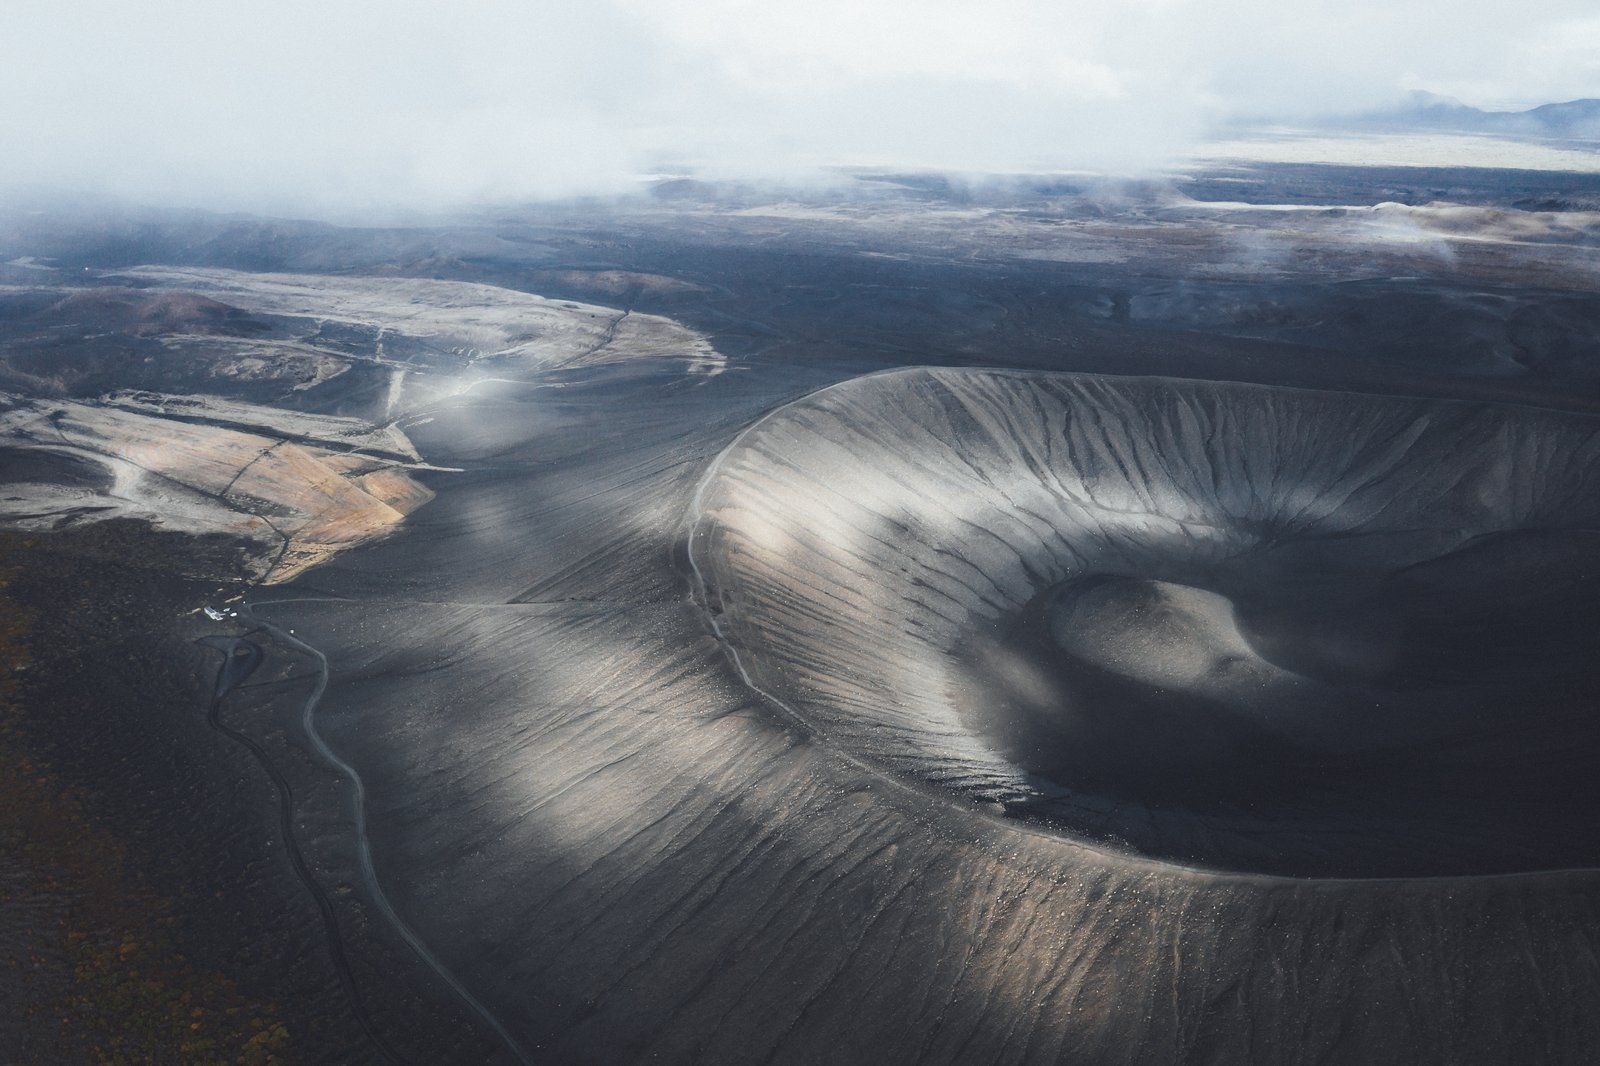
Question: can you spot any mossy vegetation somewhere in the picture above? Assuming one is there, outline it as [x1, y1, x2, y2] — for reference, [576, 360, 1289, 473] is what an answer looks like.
[0, 533, 288, 1063]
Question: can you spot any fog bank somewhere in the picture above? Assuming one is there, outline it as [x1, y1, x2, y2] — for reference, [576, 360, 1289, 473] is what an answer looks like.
[4, 0, 1599, 214]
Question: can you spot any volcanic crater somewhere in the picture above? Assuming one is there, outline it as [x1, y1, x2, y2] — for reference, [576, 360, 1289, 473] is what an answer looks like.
[689, 367, 1600, 878]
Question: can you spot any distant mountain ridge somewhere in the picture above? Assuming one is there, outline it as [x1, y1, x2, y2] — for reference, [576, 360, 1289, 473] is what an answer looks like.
[1340, 91, 1600, 139]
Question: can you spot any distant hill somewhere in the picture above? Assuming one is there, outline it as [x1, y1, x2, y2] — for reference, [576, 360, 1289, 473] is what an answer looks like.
[1338, 91, 1600, 140]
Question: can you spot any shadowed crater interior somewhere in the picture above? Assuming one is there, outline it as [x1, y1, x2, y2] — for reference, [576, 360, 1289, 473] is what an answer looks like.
[690, 367, 1600, 878]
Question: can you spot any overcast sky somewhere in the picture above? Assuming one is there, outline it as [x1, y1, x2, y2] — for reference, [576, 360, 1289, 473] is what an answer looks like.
[4, 0, 1598, 213]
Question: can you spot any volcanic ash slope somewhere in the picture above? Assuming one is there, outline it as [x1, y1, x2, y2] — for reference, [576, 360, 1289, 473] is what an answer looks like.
[264, 364, 1600, 1064]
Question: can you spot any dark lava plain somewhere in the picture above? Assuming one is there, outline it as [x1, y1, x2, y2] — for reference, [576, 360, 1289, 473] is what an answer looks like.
[3, 160, 1600, 1064]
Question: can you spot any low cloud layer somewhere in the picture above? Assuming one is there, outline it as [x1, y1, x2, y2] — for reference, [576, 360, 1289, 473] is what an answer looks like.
[4, 0, 1599, 214]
